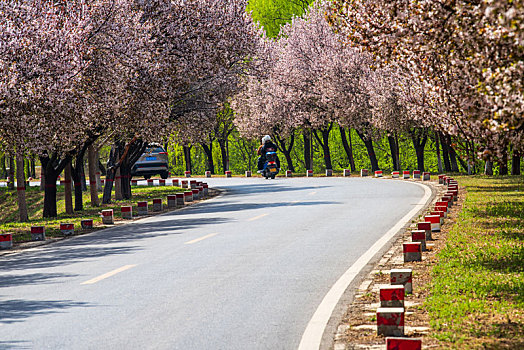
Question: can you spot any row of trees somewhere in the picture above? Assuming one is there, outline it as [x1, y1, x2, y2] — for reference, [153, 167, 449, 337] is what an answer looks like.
[0, 0, 259, 220]
[1, 0, 521, 222]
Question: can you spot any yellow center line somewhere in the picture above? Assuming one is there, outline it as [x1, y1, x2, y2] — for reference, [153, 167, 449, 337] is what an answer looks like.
[81, 264, 137, 285]
[184, 233, 219, 245]
[247, 213, 269, 221]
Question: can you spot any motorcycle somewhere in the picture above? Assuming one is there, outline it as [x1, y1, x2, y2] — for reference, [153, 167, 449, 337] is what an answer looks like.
[259, 151, 279, 179]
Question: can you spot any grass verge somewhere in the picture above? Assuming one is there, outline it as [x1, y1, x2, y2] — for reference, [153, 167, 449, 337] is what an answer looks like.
[426, 176, 524, 349]
[0, 183, 186, 242]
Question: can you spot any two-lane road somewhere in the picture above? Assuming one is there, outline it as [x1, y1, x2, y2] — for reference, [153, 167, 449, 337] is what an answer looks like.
[0, 177, 429, 350]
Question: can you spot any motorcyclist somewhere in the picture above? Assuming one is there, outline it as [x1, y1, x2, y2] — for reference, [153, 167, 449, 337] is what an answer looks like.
[257, 135, 280, 171]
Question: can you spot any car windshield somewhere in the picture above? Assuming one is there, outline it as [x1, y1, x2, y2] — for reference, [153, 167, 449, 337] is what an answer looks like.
[145, 147, 165, 154]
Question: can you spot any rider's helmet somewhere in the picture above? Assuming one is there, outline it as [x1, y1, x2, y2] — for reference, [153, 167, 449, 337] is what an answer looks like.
[261, 135, 271, 144]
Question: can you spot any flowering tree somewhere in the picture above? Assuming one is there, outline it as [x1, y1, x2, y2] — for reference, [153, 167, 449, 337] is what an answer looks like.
[329, 0, 523, 162]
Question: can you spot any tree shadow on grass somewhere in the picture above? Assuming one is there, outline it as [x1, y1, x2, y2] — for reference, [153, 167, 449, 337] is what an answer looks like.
[0, 299, 91, 324]
[469, 200, 524, 220]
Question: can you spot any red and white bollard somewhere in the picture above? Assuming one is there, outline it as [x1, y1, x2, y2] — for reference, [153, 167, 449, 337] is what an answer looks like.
[391, 269, 413, 294]
[225, 171, 232, 178]
[361, 169, 369, 177]
[159, 179, 166, 186]
[81, 219, 93, 230]
[176, 193, 185, 206]
[375, 170, 383, 177]
[403, 242, 422, 262]
[152, 198, 162, 212]
[431, 210, 445, 225]
[205, 171, 211, 178]
[326, 169, 333, 177]
[192, 189, 200, 200]
[0, 233, 13, 249]
[286, 170, 293, 177]
[438, 174, 446, 184]
[423, 172, 431, 181]
[202, 184, 209, 197]
[245, 171, 252, 177]
[172, 179, 180, 187]
[425, 214, 441, 231]
[413, 170, 421, 179]
[435, 205, 448, 218]
[181, 180, 188, 189]
[391, 171, 400, 178]
[31, 226, 45, 241]
[190, 180, 197, 189]
[167, 195, 177, 208]
[184, 191, 193, 202]
[307, 169, 314, 177]
[184, 171, 191, 178]
[101, 209, 114, 225]
[131, 179, 138, 186]
[343, 169, 351, 177]
[147, 179, 154, 186]
[377, 307, 405, 336]
[137, 201, 148, 215]
[386, 337, 422, 350]
[403, 170, 410, 179]
[380, 285, 405, 307]
[417, 222, 432, 241]
[121, 205, 133, 219]
[411, 230, 427, 251]
[60, 223, 74, 236]
[441, 195, 453, 208]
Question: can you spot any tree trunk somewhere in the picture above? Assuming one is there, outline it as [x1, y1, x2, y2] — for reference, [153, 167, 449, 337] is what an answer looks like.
[440, 133, 452, 172]
[409, 128, 428, 172]
[0, 154, 6, 179]
[339, 127, 356, 172]
[16, 152, 29, 222]
[114, 167, 123, 200]
[43, 170, 58, 218]
[102, 143, 121, 204]
[512, 150, 521, 175]
[64, 162, 74, 215]
[387, 134, 400, 171]
[446, 135, 460, 172]
[435, 131, 443, 173]
[201, 143, 215, 174]
[356, 128, 380, 172]
[499, 148, 508, 175]
[183, 145, 193, 173]
[313, 125, 333, 170]
[275, 134, 295, 172]
[218, 141, 228, 172]
[95, 148, 102, 192]
[30, 156, 36, 178]
[484, 160, 493, 175]
[7, 156, 14, 190]
[71, 144, 90, 211]
[88, 145, 99, 207]
[302, 129, 312, 170]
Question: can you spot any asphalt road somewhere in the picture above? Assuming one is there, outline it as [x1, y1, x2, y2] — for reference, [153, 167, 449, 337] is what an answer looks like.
[0, 177, 427, 350]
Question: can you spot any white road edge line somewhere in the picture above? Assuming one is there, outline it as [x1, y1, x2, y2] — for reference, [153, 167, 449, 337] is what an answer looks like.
[81, 264, 137, 285]
[184, 233, 219, 245]
[297, 182, 432, 350]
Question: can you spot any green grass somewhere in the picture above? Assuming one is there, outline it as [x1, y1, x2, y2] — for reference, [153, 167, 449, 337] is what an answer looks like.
[0, 183, 186, 242]
[426, 176, 524, 349]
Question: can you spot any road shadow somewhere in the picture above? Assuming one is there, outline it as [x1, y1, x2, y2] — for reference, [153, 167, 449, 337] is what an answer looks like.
[0, 341, 32, 350]
[0, 299, 91, 324]
[0, 273, 78, 289]
[183, 200, 341, 215]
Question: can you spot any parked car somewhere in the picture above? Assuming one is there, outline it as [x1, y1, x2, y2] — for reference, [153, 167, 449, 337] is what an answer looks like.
[131, 144, 169, 179]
